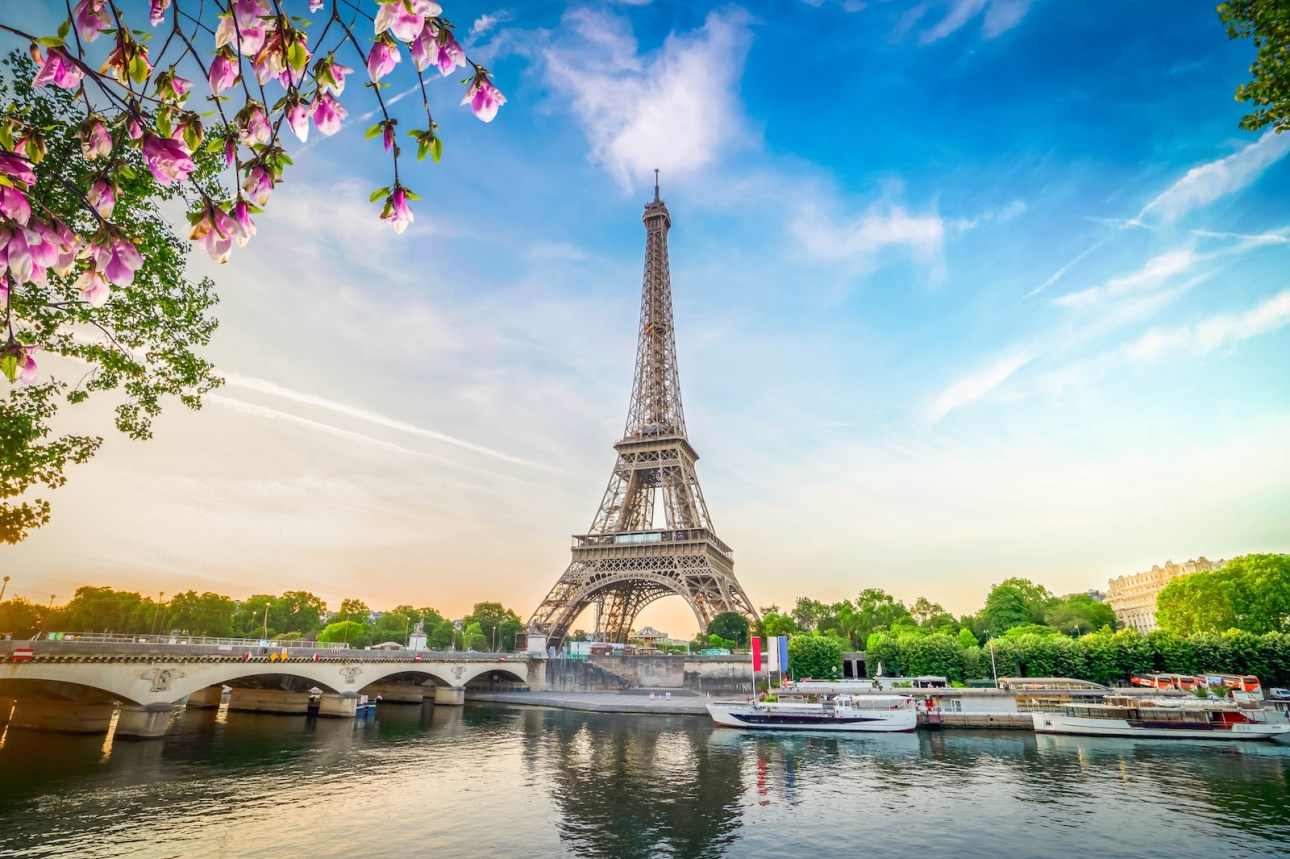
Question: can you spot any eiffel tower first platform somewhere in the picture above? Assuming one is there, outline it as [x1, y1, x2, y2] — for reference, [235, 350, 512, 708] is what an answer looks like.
[525, 178, 757, 651]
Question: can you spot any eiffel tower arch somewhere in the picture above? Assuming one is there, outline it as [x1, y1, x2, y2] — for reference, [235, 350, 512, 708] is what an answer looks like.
[526, 177, 758, 651]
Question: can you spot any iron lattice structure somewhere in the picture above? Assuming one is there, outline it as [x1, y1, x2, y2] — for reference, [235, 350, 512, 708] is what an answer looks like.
[526, 180, 758, 650]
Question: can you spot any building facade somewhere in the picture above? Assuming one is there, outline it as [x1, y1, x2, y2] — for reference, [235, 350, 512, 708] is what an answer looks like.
[1106, 557, 1225, 633]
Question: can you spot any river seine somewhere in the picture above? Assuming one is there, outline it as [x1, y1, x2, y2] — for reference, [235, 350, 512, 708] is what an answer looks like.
[1, 703, 1287, 858]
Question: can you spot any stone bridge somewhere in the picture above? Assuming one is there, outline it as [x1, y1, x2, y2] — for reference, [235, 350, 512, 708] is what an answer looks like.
[1, 640, 540, 737]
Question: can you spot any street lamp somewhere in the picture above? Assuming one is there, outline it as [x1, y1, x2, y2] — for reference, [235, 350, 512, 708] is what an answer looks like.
[985, 629, 998, 687]
[151, 592, 165, 637]
[37, 594, 55, 640]
[262, 603, 270, 641]
[1, 575, 9, 602]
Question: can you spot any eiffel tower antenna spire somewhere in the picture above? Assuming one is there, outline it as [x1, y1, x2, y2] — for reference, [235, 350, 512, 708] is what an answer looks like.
[525, 186, 757, 651]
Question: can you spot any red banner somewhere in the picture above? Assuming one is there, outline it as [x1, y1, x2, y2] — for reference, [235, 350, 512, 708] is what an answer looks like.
[751, 636, 762, 672]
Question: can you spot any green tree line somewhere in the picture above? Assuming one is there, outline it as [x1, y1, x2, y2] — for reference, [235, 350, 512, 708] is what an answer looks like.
[0, 586, 524, 652]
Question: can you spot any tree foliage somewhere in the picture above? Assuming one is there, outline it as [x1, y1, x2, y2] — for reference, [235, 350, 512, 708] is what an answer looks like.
[1219, 0, 1290, 133]
[706, 611, 750, 648]
[1156, 554, 1290, 635]
[1, 56, 220, 542]
[788, 632, 842, 680]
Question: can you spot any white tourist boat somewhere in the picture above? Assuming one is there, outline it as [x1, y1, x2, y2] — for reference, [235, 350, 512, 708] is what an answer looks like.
[1032, 695, 1290, 742]
[707, 695, 918, 733]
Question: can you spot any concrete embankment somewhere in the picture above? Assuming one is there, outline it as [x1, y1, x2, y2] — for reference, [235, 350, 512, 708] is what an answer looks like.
[468, 689, 709, 715]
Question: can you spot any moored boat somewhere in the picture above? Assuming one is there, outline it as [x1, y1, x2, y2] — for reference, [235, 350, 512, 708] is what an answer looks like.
[707, 695, 918, 733]
[1032, 695, 1290, 742]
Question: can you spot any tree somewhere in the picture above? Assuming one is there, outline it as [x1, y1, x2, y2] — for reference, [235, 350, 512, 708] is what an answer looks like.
[465, 601, 522, 651]
[910, 596, 945, 626]
[979, 584, 1032, 635]
[165, 590, 234, 636]
[706, 611, 750, 648]
[853, 588, 911, 643]
[1044, 593, 1116, 636]
[1156, 554, 1290, 635]
[1, 54, 220, 543]
[275, 591, 328, 635]
[0, 596, 42, 638]
[1219, 1, 1290, 133]
[791, 597, 832, 632]
[759, 611, 799, 638]
[317, 619, 369, 649]
[1, 1, 505, 540]
[63, 585, 147, 632]
[788, 633, 842, 680]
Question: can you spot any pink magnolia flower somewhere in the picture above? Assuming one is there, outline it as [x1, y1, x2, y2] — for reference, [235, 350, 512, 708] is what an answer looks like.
[189, 204, 238, 263]
[47, 219, 78, 276]
[381, 186, 413, 234]
[383, 125, 395, 152]
[75, 266, 110, 307]
[231, 200, 256, 247]
[149, 0, 172, 27]
[317, 60, 353, 96]
[208, 51, 241, 94]
[240, 106, 271, 146]
[92, 234, 143, 286]
[158, 72, 193, 102]
[25, 220, 66, 272]
[32, 48, 85, 90]
[2, 226, 34, 282]
[241, 166, 273, 206]
[73, 0, 110, 43]
[312, 92, 346, 136]
[128, 120, 144, 140]
[103, 38, 151, 86]
[142, 134, 196, 186]
[0, 186, 31, 225]
[310, 0, 323, 11]
[0, 276, 7, 310]
[462, 77, 506, 123]
[81, 119, 112, 160]
[367, 38, 400, 82]
[224, 138, 237, 167]
[88, 179, 116, 218]
[3, 342, 41, 385]
[233, 0, 269, 28]
[435, 29, 466, 76]
[375, 1, 440, 43]
[0, 153, 36, 188]
[252, 32, 286, 85]
[286, 100, 314, 142]
[215, 16, 267, 57]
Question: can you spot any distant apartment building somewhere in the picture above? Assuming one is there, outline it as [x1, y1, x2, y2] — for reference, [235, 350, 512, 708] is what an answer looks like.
[1106, 557, 1226, 633]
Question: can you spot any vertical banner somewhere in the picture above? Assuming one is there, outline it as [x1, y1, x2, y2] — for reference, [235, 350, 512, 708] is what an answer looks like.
[778, 636, 790, 676]
[767, 636, 780, 672]
[752, 635, 763, 672]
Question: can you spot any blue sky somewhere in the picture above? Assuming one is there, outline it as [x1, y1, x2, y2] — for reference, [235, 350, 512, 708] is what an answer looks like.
[13, 0, 1290, 635]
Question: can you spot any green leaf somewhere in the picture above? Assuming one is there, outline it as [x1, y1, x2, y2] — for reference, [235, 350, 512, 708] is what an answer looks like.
[128, 54, 150, 86]
[402, 189, 421, 201]
[36, 36, 66, 48]
[364, 123, 383, 140]
[1, 355, 19, 384]
[57, 20, 70, 40]
[368, 186, 390, 202]
[430, 136, 442, 164]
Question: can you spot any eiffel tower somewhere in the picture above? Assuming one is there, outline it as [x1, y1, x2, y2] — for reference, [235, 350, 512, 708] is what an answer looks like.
[526, 175, 757, 650]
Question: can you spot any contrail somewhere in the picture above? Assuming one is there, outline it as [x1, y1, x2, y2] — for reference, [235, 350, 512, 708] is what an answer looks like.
[221, 372, 557, 472]
[209, 394, 533, 484]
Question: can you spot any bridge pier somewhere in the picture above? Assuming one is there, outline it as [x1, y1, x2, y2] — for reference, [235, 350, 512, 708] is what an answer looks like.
[361, 683, 427, 704]
[227, 689, 310, 715]
[317, 693, 358, 718]
[115, 704, 174, 739]
[184, 685, 224, 709]
[433, 687, 465, 706]
[4, 699, 116, 734]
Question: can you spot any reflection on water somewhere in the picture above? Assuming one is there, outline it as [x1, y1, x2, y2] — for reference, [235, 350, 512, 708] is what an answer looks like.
[1, 704, 1288, 858]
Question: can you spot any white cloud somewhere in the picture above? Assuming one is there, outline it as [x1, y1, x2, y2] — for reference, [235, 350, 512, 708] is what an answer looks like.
[1053, 249, 1198, 310]
[470, 13, 512, 40]
[927, 350, 1031, 423]
[1127, 289, 1290, 361]
[1136, 130, 1290, 224]
[792, 200, 945, 266]
[542, 8, 753, 189]
[917, 0, 1033, 43]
